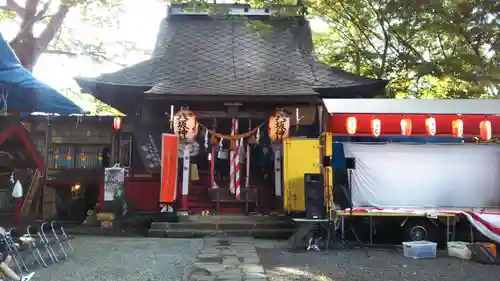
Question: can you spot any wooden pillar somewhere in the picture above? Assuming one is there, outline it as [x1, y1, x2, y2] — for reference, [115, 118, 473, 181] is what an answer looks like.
[40, 117, 52, 220]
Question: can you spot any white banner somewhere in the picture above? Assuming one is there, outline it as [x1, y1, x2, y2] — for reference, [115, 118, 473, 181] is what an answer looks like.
[104, 167, 125, 201]
[274, 146, 282, 197]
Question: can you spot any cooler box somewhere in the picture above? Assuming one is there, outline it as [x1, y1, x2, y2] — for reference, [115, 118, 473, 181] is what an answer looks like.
[447, 241, 472, 260]
[403, 241, 437, 259]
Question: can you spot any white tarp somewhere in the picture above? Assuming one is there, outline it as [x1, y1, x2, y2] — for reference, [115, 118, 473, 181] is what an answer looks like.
[344, 143, 500, 209]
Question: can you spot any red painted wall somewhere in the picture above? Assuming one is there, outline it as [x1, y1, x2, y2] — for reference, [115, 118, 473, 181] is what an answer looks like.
[125, 179, 160, 212]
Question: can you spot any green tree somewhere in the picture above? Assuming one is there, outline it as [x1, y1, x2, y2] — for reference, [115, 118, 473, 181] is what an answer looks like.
[310, 0, 500, 98]
[0, 0, 136, 71]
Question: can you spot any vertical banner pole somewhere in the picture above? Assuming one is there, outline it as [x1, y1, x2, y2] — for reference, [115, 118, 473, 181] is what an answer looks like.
[235, 138, 242, 200]
[181, 144, 190, 210]
[274, 145, 282, 208]
[245, 142, 251, 188]
[210, 144, 215, 188]
[246, 120, 252, 188]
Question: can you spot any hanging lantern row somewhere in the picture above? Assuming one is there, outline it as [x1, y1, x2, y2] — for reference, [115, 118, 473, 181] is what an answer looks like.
[166, 108, 291, 143]
[345, 116, 492, 140]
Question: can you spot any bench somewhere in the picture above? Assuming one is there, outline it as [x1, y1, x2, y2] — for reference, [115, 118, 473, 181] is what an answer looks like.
[2, 221, 75, 274]
[208, 187, 258, 214]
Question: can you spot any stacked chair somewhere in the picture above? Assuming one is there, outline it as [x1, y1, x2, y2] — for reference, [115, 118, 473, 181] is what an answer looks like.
[1, 221, 75, 275]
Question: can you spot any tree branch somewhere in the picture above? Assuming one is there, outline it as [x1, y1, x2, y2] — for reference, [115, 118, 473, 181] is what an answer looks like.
[10, 0, 52, 44]
[0, 0, 25, 15]
[20, 0, 40, 29]
[44, 49, 128, 67]
[36, 1, 73, 57]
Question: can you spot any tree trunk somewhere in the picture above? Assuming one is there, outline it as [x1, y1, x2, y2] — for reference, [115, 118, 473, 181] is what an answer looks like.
[9, 36, 39, 72]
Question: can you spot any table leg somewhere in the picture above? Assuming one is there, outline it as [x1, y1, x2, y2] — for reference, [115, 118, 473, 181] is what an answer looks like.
[341, 216, 345, 248]
[369, 217, 373, 245]
[452, 218, 456, 241]
[470, 224, 475, 243]
[446, 216, 450, 242]
[326, 221, 331, 250]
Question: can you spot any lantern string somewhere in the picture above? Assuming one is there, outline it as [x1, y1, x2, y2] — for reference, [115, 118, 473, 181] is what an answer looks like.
[198, 120, 266, 141]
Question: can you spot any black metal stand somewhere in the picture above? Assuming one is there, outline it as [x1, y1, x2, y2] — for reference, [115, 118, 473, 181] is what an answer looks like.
[338, 169, 369, 257]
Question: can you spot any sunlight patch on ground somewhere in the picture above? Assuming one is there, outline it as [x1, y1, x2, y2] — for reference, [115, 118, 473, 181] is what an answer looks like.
[270, 266, 336, 281]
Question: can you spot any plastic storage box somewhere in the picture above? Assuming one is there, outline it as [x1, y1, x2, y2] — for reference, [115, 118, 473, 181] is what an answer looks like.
[403, 241, 437, 259]
[447, 241, 472, 260]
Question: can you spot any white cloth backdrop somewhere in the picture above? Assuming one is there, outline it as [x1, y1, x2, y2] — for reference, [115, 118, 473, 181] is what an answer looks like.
[344, 143, 500, 209]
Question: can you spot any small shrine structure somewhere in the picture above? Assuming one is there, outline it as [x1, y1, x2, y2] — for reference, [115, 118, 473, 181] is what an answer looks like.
[76, 3, 388, 215]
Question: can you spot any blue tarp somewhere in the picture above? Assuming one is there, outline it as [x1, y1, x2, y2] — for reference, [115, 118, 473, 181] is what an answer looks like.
[0, 32, 81, 115]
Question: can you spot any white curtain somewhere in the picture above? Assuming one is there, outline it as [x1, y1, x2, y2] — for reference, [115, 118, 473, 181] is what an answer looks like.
[344, 143, 500, 209]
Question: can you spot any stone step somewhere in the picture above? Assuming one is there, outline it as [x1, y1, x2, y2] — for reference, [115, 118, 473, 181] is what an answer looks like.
[178, 214, 290, 223]
[150, 221, 292, 231]
[148, 228, 294, 239]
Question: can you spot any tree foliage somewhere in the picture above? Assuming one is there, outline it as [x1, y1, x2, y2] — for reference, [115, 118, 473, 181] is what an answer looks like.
[0, 0, 133, 71]
[1, 0, 498, 100]
[310, 0, 500, 98]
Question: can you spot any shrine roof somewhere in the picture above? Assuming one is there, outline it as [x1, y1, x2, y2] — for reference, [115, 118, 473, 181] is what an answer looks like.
[75, 12, 388, 103]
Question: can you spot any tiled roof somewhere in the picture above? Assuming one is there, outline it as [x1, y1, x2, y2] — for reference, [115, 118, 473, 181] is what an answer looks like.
[76, 15, 387, 97]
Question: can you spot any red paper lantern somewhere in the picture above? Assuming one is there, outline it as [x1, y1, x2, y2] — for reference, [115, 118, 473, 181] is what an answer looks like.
[346, 117, 357, 135]
[400, 118, 412, 136]
[113, 116, 122, 131]
[452, 119, 463, 138]
[480, 120, 492, 141]
[425, 117, 436, 136]
[370, 118, 381, 137]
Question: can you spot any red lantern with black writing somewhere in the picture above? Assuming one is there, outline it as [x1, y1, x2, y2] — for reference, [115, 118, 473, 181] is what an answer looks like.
[425, 117, 436, 136]
[452, 119, 463, 138]
[480, 120, 492, 141]
[370, 118, 381, 137]
[400, 118, 412, 136]
[346, 117, 357, 135]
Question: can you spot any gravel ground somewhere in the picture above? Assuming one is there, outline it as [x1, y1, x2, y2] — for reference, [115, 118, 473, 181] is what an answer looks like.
[26, 236, 203, 281]
[256, 243, 498, 281]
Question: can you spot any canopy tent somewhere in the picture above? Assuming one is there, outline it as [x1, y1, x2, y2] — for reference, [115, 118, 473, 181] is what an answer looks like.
[0, 32, 81, 115]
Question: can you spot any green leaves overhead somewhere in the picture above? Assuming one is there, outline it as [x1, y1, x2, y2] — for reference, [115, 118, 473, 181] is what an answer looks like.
[310, 0, 500, 98]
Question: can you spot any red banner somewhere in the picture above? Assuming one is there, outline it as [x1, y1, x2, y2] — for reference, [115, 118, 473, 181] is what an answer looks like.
[160, 134, 178, 203]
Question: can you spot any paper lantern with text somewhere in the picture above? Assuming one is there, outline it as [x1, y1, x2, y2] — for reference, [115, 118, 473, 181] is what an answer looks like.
[452, 119, 463, 138]
[400, 118, 412, 136]
[268, 109, 290, 143]
[113, 116, 122, 131]
[370, 118, 381, 137]
[479, 120, 492, 141]
[174, 108, 199, 141]
[346, 117, 357, 135]
[425, 117, 436, 136]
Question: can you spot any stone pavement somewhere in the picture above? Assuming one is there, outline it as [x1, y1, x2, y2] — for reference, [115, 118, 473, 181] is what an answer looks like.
[187, 238, 267, 281]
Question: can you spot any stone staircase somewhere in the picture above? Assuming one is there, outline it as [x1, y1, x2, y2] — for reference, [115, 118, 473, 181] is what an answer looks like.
[148, 214, 295, 239]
